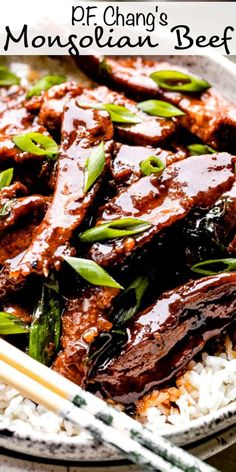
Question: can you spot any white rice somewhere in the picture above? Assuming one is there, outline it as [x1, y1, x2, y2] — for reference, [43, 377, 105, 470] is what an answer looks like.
[138, 336, 236, 432]
[1, 336, 236, 437]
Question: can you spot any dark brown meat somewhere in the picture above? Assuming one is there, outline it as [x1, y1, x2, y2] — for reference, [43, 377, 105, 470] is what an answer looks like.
[0, 222, 38, 265]
[0, 195, 49, 297]
[112, 143, 185, 187]
[9, 100, 114, 278]
[76, 56, 236, 152]
[229, 236, 236, 254]
[0, 84, 55, 165]
[78, 85, 178, 147]
[94, 272, 236, 404]
[39, 81, 179, 147]
[0, 181, 28, 200]
[25, 94, 43, 114]
[0, 253, 27, 299]
[0, 85, 33, 135]
[88, 153, 235, 268]
[0, 195, 49, 233]
[54, 152, 235, 387]
[0, 85, 26, 113]
[53, 286, 119, 386]
[38, 81, 83, 133]
[0, 195, 49, 265]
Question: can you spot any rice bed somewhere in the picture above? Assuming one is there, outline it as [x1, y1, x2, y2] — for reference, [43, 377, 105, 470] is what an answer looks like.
[1, 336, 236, 438]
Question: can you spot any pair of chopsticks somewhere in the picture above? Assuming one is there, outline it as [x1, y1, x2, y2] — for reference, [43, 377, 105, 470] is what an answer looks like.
[0, 338, 219, 472]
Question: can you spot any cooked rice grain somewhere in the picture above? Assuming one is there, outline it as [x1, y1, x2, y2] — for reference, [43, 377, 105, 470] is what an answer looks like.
[1, 336, 236, 438]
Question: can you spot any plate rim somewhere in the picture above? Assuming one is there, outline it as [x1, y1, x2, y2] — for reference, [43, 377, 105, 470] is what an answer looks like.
[1, 53, 236, 462]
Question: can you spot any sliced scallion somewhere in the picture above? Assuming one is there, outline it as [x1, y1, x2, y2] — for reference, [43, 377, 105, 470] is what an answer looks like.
[0, 66, 20, 87]
[13, 132, 58, 160]
[84, 142, 105, 193]
[99, 57, 111, 73]
[0, 168, 13, 191]
[191, 258, 236, 276]
[80, 218, 152, 243]
[0, 312, 29, 335]
[79, 103, 141, 124]
[88, 275, 148, 366]
[137, 100, 184, 117]
[26, 74, 67, 98]
[188, 144, 215, 156]
[65, 256, 123, 289]
[140, 156, 165, 176]
[112, 275, 148, 326]
[28, 274, 62, 365]
[150, 70, 211, 93]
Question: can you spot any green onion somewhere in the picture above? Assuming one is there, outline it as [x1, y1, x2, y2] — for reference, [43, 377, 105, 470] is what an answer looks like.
[0, 312, 29, 335]
[0, 198, 17, 218]
[0, 65, 20, 87]
[26, 74, 67, 98]
[84, 142, 105, 193]
[80, 218, 152, 243]
[140, 156, 165, 176]
[65, 256, 123, 289]
[29, 274, 62, 366]
[13, 132, 58, 160]
[150, 70, 211, 93]
[191, 258, 236, 276]
[80, 103, 141, 124]
[137, 100, 184, 117]
[89, 275, 148, 366]
[101, 104, 141, 124]
[99, 58, 111, 73]
[188, 144, 215, 156]
[89, 330, 126, 365]
[0, 168, 13, 191]
[112, 275, 148, 326]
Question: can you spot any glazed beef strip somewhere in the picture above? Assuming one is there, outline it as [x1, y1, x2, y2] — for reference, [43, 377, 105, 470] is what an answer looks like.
[229, 236, 236, 253]
[0, 196, 49, 283]
[0, 122, 57, 166]
[93, 272, 236, 404]
[53, 145, 179, 382]
[0, 223, 41, 265]
[54, 152, 235, 387]
[76, 56, 236, 152]
[0, 181, 28, 199]
[0, 85, 35, 138]
[9, 100, 113, 279]
[0, 85, 30, 124]
[0, 85, 34, 162]
[0, 195, 48, 232]
[53, 286, 119, 386]
[38, 82, 179, 147]
[0, 83, 57, 165]
[38, 81, 83, 134]
[78, 85, 179, 147]
[112, 143, 186, 187]
[88, 153, 235, 268]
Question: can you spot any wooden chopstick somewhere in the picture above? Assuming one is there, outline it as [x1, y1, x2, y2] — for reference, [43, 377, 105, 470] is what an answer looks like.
[0, 358, 182, 472]
[0, 339, 219, 472]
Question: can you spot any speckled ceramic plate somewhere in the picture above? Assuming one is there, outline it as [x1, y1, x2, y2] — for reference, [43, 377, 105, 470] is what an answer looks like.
[0, 54, 236, 465]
